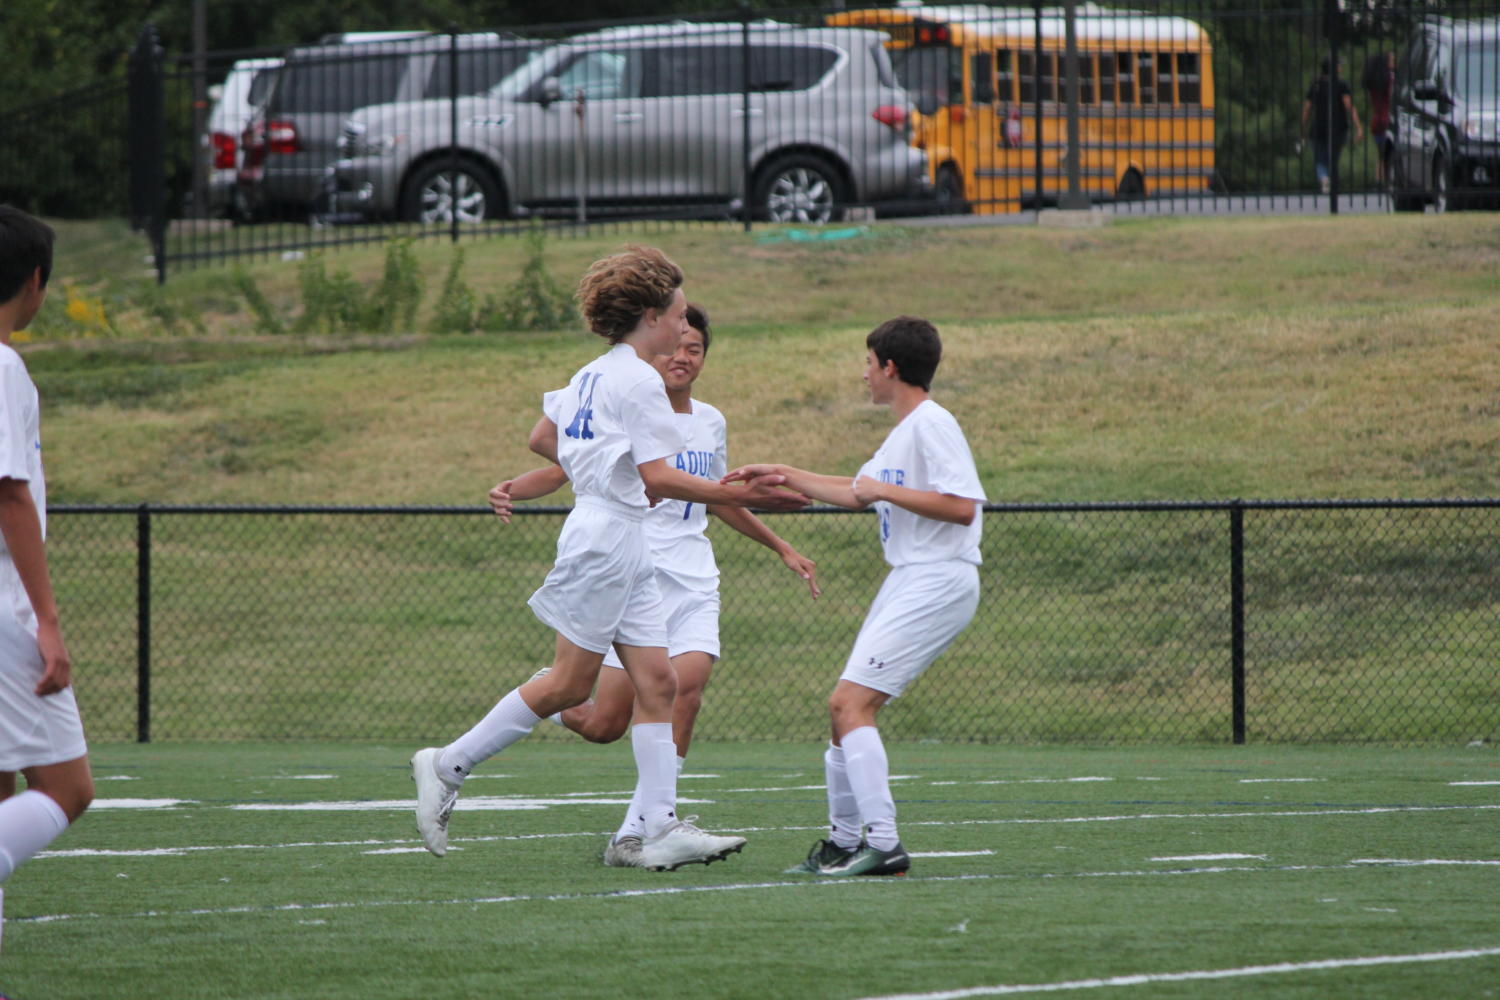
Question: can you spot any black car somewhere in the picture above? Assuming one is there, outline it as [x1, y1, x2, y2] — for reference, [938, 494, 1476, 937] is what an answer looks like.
[1391, 16, 1500, 212]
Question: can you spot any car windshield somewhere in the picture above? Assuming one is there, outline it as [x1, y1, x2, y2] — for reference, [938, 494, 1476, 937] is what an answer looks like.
[1456, 39, 1500, 103]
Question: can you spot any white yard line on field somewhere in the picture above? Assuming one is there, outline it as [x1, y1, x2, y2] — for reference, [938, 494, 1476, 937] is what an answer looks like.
[16, 860, 1493, 928]
[852, 946, 1500, 999]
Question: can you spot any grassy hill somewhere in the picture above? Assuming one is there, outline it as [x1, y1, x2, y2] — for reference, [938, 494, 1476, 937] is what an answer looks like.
[24, 213, 1500, 505]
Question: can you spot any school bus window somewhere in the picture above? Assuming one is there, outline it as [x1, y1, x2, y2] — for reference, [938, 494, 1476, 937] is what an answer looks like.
[1038, 51, 1059, 101]
[1018, 51, 1036, 102]
[995, 49, 1016, 102]
[1099, 50, 1118, 103]
[1157, 52, 1175, 104]
[1136, 52, 1156, 103]
[1079, 53, 1097, 104]
[971, 52, 995, 104]
[1177, 52, 1201, 104]
[1116, 52, 1135, 102]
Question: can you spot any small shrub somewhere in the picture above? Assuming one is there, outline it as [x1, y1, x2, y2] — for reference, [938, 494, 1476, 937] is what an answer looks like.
[295, 255, 364, 335]
[232, 270, 285, 335]
[362, 238, 425, 333]
[480, 223, 574, 332]
[432, 246, 477, 334]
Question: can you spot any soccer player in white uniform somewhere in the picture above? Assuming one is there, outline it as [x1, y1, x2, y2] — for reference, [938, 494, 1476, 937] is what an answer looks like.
[411, 247, 807, 872]
[0, 208, 94, 947]
[489, 304, 820, 868]
[723, 316, 984, 877]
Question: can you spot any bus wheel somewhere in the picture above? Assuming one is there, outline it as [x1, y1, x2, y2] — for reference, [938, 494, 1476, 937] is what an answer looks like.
[1116, 169, 1146, 202]
[934, 166, 970, 215]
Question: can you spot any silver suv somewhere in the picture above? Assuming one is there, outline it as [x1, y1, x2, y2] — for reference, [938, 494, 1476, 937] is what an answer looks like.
[237, 33, 537, 219]
[330, 22, 929, 223]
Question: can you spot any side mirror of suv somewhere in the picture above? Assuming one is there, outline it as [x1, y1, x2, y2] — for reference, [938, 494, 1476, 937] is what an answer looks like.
[538, 76, 562, 108]
[1412, 80, 1452, 110]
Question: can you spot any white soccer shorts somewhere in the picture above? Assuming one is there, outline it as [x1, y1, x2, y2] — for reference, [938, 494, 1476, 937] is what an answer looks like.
[602, 573, 721, 669]
[840, 561, 980, 698]
[527, 497, 668, 655]
[0, 612, 88, 770]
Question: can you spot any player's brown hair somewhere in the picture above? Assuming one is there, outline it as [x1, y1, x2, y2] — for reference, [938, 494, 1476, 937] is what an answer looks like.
[576, 246, 684, 343]
[867, 315, 941, 391]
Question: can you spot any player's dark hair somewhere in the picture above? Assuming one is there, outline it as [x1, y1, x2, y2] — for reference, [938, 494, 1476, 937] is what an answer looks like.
[1361, 52, 1388, 93]
[866, 315, 940, 391]
[685, 302, 711, 354]
[0, 206, 55, 305]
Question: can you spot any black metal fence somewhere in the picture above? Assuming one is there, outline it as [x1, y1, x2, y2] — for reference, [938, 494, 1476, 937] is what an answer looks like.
[2, 1, 1498, 280]
[49, 499, 1500, 745]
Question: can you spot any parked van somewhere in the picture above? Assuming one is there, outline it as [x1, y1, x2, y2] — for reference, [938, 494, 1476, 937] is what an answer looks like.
[329, 21, 930, 223]
[237, 32, 538, 218]
[1392, 16, 1500, 211]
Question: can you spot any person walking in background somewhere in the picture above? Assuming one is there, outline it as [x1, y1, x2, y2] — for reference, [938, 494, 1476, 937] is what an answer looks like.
[1302, 56, 1365, 194]
[0, 207, 94, 950]
[411, 246, 808, 873]
[723, 316, 986, 878]
[1363, 51, 1398, 188]
[489, 302, 820, 868]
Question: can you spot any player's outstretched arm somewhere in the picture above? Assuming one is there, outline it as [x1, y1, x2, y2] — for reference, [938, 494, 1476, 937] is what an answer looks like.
[851, 475, 978, 526]
[707, 503, 820, 598]
[0, 477, 72, 695]
[639, 459, 809, 512]
[489, 465, 569, 524]
[722, 463, 864, 511]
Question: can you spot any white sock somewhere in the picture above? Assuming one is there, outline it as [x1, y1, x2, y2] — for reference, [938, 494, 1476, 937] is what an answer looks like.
[630, 722, 678, 839]
[439, 689, 540, 782]
[841, 726, 898, 851]
[615, 753, 683, 843]
[0, 790, 70, 882]
[676, 755, 685, 776]
[823, 742, 863, 850]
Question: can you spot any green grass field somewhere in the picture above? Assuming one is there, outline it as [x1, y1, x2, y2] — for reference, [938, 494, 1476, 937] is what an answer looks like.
[2, 742, 1498, 999]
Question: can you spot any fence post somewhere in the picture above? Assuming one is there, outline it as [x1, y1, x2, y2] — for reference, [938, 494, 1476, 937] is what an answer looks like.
[449, 25, 461, 244]
[127, 24, 167, 285]
[1230, 500, 1246, 744]
[740, 3, 753, 234]
[136, 504, 152, 743]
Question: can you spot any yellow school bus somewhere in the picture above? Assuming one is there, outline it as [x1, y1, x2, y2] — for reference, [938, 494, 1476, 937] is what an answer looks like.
[828, 4, 1216, 212]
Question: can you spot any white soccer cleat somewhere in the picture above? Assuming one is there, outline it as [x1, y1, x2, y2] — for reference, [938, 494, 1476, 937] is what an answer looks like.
[639, 816, 746, 872]
[411, 747, 460, 858]
[602, 834, 644, 868]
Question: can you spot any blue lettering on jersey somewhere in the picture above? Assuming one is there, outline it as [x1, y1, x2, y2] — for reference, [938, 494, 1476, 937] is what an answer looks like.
[564, 373, 603, 440]
[673, 449, 715, 519]
[876, 468, 904, 541]
[673, 449, 716, 479]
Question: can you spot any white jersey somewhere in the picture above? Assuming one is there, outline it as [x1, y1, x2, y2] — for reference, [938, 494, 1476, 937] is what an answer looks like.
[541, 343, 684, 509]
[642, 399, 727, 592]
[856, 399, 985, 567]
[0, 344, 46, 633]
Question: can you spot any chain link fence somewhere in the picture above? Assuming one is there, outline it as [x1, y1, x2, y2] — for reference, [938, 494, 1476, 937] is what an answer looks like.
[49, 499, 1500, 745]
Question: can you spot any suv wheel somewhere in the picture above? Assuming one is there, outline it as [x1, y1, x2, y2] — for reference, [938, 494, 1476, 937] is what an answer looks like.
[1390, 155, 1423, 212]
[754, 154, 846, 224]
[401, 161, 502, 224]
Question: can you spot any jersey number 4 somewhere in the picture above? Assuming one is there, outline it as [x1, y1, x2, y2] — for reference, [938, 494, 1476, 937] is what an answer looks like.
[564, 373, 603, 441]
